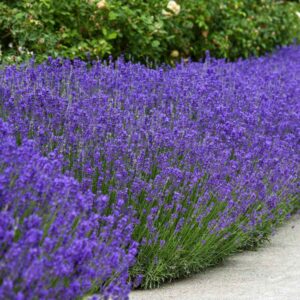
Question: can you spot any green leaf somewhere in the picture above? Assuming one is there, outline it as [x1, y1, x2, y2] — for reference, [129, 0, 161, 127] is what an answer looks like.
[108, 12, 118, 21]
[14, 12, 25, 20]
[151, 40, 160, 48]
[102, 27, 107, 36]
[107, 31, 117, 40]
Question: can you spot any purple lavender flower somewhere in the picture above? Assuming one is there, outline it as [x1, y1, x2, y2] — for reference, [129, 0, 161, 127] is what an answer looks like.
[0, 120, 137, 299]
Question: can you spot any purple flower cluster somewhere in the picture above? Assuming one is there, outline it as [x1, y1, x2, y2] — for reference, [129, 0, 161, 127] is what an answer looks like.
[0, 120, 137, 299]
[0, 45, 299, 290]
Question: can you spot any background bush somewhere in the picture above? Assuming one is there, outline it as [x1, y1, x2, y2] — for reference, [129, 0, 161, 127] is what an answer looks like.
[0, 0, 300, 64]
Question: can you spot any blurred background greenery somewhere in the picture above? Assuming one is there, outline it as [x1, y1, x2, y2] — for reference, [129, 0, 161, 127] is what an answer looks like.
[0, 0, 300, 65]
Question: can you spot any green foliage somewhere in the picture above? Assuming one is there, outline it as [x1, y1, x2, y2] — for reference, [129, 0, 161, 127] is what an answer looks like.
[1, 0, 299, 64]
[130, 188, 297, 289]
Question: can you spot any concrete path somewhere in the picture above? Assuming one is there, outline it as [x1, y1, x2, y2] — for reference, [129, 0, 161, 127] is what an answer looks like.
[130, 216, 300, 300]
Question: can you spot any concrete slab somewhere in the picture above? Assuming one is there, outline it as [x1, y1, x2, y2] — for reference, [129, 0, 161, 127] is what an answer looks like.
[130, 216, 300, 300]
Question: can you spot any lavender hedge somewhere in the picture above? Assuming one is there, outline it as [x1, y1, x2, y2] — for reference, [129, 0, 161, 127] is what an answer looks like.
[0, 46, 299, 294]
[0, 120, 137, 299]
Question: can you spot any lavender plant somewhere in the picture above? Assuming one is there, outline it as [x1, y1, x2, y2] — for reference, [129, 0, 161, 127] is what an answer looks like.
[0, 46, 299, 291]
[0, 120, 137, 299]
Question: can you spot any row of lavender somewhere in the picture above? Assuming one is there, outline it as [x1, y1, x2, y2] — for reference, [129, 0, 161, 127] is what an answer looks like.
[0, 46, 299, 298]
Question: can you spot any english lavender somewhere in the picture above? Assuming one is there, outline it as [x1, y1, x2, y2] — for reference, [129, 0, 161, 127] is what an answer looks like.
[0, 46, 299, 290]
[0, 120, 137, 299]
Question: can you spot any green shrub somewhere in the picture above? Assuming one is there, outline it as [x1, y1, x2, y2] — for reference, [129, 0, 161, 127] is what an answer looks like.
[0, 0, 300, 64]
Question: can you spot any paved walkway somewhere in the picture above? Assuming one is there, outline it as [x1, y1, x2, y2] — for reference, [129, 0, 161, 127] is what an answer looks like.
[130, 216, 300, 300]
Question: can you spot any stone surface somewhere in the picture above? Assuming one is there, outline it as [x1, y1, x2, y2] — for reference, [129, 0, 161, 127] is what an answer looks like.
[130, 216, 300, 300]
